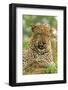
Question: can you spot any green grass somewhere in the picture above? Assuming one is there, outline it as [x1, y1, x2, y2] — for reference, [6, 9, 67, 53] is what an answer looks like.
[44, 63, 57, 73]
[23, 41, 29, 49]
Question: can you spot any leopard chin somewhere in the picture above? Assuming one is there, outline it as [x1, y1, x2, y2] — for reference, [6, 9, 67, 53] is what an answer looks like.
[37, 49, 49, 55]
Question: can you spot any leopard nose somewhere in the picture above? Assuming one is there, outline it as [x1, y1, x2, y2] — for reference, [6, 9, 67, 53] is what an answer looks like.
[38, 45, 44, 49]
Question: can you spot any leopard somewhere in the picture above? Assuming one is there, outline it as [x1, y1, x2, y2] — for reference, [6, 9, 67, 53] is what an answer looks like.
[23, 24, 54, 74]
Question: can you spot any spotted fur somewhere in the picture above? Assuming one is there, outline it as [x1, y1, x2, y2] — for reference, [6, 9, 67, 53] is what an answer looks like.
[23, 24, 54, 74]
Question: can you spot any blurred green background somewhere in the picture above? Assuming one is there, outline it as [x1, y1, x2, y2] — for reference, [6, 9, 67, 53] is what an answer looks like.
[23, 15, 57, 74]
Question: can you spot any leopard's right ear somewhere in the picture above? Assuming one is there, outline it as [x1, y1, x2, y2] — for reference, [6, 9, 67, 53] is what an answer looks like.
[32, 24, 36, 32]
[50, 27, 57, 38]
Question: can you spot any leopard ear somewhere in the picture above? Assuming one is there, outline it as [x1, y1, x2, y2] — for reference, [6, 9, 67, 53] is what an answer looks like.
[32, 24, 36, 32]
[50, 27, 57, 38]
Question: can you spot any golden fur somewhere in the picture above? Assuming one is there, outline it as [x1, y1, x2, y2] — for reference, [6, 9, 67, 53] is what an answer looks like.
[23, 24, 54, 74]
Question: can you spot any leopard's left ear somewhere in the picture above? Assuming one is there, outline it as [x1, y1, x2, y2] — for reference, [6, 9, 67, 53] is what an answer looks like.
[50, 27, 57, 38]
[32, 24, 36, 32]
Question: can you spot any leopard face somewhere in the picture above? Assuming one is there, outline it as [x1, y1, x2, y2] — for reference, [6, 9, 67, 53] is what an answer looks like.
[30, 24, 52, 55]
